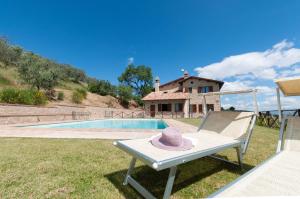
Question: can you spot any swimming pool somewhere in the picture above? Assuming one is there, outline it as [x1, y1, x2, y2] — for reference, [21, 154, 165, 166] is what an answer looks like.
[28, 119, 168, 130]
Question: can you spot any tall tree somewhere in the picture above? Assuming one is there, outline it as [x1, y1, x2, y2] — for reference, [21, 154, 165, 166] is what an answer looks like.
[18, 53, 59, 91]
[0, 37, 22, 66]
[118, 64, 153, 97]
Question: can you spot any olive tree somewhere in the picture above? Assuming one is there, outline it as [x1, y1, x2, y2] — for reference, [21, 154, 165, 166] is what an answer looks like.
[0, 37, 22, 66]
[18, 53, 59, 91]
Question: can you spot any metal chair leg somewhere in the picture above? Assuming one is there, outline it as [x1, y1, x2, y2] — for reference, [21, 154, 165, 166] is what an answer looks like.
[236, 147, 243, 170]
[123, 157, 136, 185]
[163, 166, 177, 199]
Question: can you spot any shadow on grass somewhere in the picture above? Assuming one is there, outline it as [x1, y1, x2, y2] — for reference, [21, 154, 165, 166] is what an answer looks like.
[105, 157, 254, 198]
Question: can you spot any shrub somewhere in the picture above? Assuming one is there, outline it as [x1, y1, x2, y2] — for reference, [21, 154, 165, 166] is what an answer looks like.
[0, 88, 19, 104]
[18, 89, 35, 104]
[72, 91, 84, 104]
[88, 80, 117, 97]
[0, 88, 47, 105]
[133, 96, 144, 106]
[117, 85, 133, 108]
[75, 88, 87, 99]
[57, 91, 64, 101]
[33, 91, 47, 105]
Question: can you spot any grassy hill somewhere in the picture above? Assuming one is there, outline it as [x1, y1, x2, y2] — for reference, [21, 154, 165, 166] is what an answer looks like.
[0, 65, 130, 108]
[0, 67, 19, 87]
[0, 37, 141, 109]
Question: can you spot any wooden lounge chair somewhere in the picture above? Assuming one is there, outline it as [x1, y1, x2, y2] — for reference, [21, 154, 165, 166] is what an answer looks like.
[114, 111, 256, 199]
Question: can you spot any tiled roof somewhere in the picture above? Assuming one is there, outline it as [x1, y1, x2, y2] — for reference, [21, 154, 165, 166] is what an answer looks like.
[142, 92, 189, 101]
[159, 76, 224, 88]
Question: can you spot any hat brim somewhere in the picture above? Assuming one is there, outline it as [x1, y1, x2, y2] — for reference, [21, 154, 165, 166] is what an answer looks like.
[151, 135, 193, 151]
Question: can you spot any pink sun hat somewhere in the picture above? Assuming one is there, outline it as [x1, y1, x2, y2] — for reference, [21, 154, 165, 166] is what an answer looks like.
[151, 127, 193, 151]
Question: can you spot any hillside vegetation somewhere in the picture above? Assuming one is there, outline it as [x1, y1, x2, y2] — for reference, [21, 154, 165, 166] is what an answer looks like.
[0, 65, 126, 107]
[0, 37, 152, 108]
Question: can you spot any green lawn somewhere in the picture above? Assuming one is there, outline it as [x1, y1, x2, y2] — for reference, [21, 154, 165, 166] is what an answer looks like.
[0, 119, 278, 198]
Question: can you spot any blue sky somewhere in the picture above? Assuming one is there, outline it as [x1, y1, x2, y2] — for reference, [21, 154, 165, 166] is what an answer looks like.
[1, 0, 300, 110]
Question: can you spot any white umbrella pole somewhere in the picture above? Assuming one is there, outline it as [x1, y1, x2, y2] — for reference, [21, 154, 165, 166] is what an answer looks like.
[276, 87, 282, 123]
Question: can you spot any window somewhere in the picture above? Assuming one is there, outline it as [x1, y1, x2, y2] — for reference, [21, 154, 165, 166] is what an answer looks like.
[188, 87, 193, 93]
[198, 87, 202, 93]
[179, 82, 183, 92]
[175, 103, 183, 112]
[190, 104, 197, 113]
[198, 104, 203, 113]
[158, 104, 172, 112]
[207, 104, 214, 111]
[198, 86, 213, 93]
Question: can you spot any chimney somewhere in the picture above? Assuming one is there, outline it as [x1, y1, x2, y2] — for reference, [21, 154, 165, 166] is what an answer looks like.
[155, 76, 160, 92]
[183, 70, 189, 79]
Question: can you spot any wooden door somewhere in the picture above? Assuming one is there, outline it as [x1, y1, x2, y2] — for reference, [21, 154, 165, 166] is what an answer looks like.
[150, 105, 155, 117]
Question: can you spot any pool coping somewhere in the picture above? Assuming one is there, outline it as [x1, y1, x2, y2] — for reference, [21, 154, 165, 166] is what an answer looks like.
[12, 118, 169, 131]
[0, 119, 198, 140]
[9, 118, 166, 127]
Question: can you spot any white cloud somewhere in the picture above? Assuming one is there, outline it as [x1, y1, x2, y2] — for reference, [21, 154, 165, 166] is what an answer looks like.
[221, 81, 251, 91]
[255, 86, 275, 95]
[259, 95, 300, 110]
[277, 65, 300, 78]
[195, 40, 300, 80]
[194, 40, 300, 111]
[235, 74, 256, 80]
[128, 57, 134, 65]
[221, 80, 275, 95]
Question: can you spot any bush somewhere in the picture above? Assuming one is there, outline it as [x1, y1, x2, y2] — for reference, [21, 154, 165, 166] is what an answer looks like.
[88, 80, 117, 97]
[133, 96, 144, 106]
[57, 91, 64, 101]
[18, 89, 35, 104]
[117, 85, 133, 108]
[75, 88, 87, 99]
[33, 91, 47, 105]
[0, 88, 19, 104]
[72, 90, 84, 104]
[0, 88, 47, 105]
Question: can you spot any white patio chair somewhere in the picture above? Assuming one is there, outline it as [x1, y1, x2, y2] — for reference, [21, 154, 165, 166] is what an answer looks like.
[210, 117, 300, 198]
[114, 111, 256, 199]
[210, 76, 300, 198]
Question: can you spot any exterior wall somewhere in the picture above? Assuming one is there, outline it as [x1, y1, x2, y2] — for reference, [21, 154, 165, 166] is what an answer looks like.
[144, 100, 186, 118]
[144, 77, 222, 118]
[160, 81, 182, 92]
[144, 96, 220, 119]
[189, 94, 221, 116]
[183, 78, 221, 117]
[182, 78, 220, 93]
[0, 104, 144, 125]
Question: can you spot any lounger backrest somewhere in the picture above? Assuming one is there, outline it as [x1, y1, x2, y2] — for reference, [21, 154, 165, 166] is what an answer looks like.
[199, 111, 254, 140]
[284, 117, 300, 151]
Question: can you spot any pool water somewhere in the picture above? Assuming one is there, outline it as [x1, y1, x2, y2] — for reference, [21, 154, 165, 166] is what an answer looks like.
[29, 119, 168, 129]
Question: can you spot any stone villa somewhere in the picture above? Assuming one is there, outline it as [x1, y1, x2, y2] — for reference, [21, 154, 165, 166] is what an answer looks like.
[142, 71, 224, 118]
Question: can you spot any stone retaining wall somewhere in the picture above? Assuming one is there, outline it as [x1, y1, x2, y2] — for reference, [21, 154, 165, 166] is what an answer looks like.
[0, 104, 144, 125]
